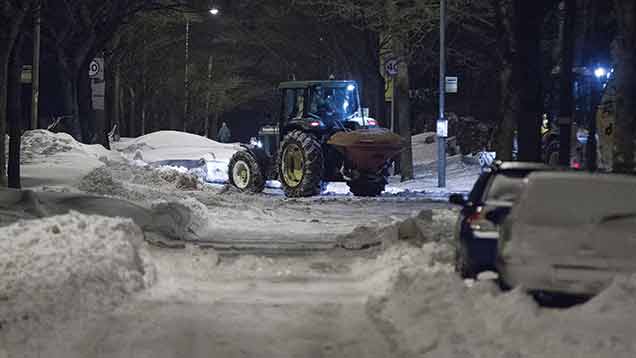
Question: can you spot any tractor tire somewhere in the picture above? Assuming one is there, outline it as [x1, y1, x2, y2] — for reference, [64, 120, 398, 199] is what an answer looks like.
[278, 130, 323, 197]
[228, 151, 266, 194]
[347, 178, 386, 197]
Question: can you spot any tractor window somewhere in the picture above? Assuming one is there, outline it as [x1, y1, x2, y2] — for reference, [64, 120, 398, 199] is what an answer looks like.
[309, 85, 359, 121]
[282, 89, 306, 121]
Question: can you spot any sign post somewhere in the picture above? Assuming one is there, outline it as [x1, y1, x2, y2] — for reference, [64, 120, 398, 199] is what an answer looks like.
[438, 0, 447, 188]
[385, 59, 399, 132]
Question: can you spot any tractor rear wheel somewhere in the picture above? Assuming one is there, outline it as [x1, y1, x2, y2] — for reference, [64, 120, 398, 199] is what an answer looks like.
[278, 130, 323, 197]
[228, 151, 266, 193]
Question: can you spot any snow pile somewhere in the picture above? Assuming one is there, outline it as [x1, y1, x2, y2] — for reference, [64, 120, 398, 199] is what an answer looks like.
[150, 198, 212, 241]
[113, 131, 239, 184]
[337, 208, 457, 250]
[78, 162, 204, 204]
[15, 130, 124, 188]
[0, 212, 154, 338]
[368, 263, 636, 357]
[20, 130, 119, 164]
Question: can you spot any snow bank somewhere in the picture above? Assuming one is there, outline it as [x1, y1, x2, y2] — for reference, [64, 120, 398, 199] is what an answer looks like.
[78, 162, 204, 204]
[337, 208, 458, 250]
[15, 130, 124, 188]
[113, 131, 240, 184]
[368, 260, 636, 358]
[0, 212, 154, 339]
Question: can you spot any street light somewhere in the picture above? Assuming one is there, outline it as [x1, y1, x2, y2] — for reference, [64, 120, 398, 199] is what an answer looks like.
[184, 6, 221, 132]
[594, 67, 607, 79]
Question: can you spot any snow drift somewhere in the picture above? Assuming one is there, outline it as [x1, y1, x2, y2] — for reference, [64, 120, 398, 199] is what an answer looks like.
[369, 259, 636, 358]
[0, 212, 154, 339]
[113, 131, 240, 184]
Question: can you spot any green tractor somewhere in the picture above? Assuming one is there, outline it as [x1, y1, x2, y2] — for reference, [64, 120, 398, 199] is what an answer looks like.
[228, 80, 403, 197]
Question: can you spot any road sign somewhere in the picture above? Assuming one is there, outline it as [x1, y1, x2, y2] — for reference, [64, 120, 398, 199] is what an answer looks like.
[445, 76, 458, 93]
[21, 65, 33, 84]
[437, 120, 448, 137]
[89, 58, 104, 79]
[385, 59, 399, 77]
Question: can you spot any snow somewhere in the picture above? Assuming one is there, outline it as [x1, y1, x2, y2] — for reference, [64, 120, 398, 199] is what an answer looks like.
[16, 130, 124, 189]
[0, 212, 154, 342]
[113, 131, 240, 184]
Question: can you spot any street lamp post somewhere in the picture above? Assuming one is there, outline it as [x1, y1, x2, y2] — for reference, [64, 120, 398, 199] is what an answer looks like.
[183, 7, 220, 133]
[438, 0, 447, 188]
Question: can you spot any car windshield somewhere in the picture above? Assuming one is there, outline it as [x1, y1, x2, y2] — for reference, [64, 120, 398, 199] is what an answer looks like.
[308, 85, 359, 121]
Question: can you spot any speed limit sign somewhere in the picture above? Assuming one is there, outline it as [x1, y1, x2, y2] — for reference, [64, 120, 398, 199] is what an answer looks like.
[89, 58, 104, 79]
[385, 59, 400, 77]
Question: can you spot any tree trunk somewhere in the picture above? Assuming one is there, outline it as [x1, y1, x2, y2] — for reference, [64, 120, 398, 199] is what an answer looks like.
[612, 0, 636, 174]
[7, 34, 23, 189]
[514, 0, 545, 162]
[558, 0, 576, 167]
[385, 0, 413, 181]
[210, 112, 219, 141]
[78, 62, 94, 143]
[0, 50, 10, 187]
[129, 87, 136, 138]
[492, 0, 517, 161]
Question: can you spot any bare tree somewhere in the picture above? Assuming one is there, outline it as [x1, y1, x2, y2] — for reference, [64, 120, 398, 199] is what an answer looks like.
[0, 0, 31, 187]
[612, 0, 636, 174]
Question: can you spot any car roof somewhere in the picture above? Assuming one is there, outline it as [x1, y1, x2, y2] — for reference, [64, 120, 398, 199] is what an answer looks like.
[278, 80, 356, 89]
[495, 161, 552, 171]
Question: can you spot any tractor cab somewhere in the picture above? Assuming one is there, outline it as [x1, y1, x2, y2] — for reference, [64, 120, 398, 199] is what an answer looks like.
[278, 81, 375, 134]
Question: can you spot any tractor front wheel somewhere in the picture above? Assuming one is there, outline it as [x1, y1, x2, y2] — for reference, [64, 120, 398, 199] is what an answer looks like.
[278, 130, 323, 197]
[228, 151, 266, 193]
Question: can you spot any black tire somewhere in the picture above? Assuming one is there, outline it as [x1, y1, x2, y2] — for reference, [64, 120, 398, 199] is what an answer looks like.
[228, 151, 266, 193]
[455, 241, 477, 279]
[278, 130, 323, 197]
[348, 179, 385, 197]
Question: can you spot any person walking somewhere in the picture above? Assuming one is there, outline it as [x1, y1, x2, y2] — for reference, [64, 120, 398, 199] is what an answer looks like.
[217, 122, 232, 143]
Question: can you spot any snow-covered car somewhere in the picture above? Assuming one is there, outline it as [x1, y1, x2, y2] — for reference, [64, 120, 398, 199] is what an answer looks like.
[450, 162, 552, 278]
[497, 171, 636, 296]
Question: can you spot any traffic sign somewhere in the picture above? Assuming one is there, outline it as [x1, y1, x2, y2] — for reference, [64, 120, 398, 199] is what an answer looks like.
[385, 59, 400, 77]
[445, 76, 458, 93]
[89, 58, 104, 79]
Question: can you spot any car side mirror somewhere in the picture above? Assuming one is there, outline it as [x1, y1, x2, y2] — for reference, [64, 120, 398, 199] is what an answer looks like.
[449, 193, 466, 206]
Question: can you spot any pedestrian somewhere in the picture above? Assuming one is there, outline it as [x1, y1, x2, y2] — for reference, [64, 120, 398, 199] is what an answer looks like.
[217, 122, 232, 143]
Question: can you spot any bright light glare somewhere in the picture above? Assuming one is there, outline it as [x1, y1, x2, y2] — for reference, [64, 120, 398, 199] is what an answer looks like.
[594, 67, 607, 79]
[346, 84, 355, 91]
[210, 8, 220, 15]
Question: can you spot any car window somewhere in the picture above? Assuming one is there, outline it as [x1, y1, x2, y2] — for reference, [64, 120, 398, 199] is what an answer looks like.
[468, 173, 491, 204]
[484, 173, 527, 203]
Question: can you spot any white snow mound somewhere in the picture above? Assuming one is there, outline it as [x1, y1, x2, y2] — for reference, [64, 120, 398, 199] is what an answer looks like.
[0, 212, 154, 335]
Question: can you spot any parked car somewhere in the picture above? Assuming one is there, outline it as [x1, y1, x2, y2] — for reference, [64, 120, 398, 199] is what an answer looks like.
[449, 161, 552, 278]
[497, 171, 636, 297]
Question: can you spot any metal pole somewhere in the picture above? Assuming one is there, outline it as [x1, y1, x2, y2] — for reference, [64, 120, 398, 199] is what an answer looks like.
[438, 0, 447, 188]
[31, 0, 41, 130]
[390, 79, 396, 132]
[183, 18, 191, 132]
[204, 55, 213, 138]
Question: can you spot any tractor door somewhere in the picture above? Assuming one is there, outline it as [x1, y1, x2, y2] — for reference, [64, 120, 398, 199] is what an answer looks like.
[280, 88, 308, 137]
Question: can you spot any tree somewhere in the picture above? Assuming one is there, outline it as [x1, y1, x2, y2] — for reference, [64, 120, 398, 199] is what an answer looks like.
[0, 0, 31, 187]
[612, 0, 636, 174]
[42, 0, 186, 143]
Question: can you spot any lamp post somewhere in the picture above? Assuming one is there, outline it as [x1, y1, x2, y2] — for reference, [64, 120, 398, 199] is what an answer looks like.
[184, 7, 220, 133]
[438, 0, 447, 188]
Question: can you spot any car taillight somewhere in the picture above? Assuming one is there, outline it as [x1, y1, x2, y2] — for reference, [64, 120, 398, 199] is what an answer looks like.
[309, 121, 321, 127]
[466, 207, 484, 224]
[366, 119, 377, 127]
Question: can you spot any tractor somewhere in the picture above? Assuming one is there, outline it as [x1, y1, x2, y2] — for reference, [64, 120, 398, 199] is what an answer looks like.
[228, 80, 403, 197]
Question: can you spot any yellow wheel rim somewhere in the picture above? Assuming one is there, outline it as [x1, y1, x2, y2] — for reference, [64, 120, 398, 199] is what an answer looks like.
[282, 144, 304, 187]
